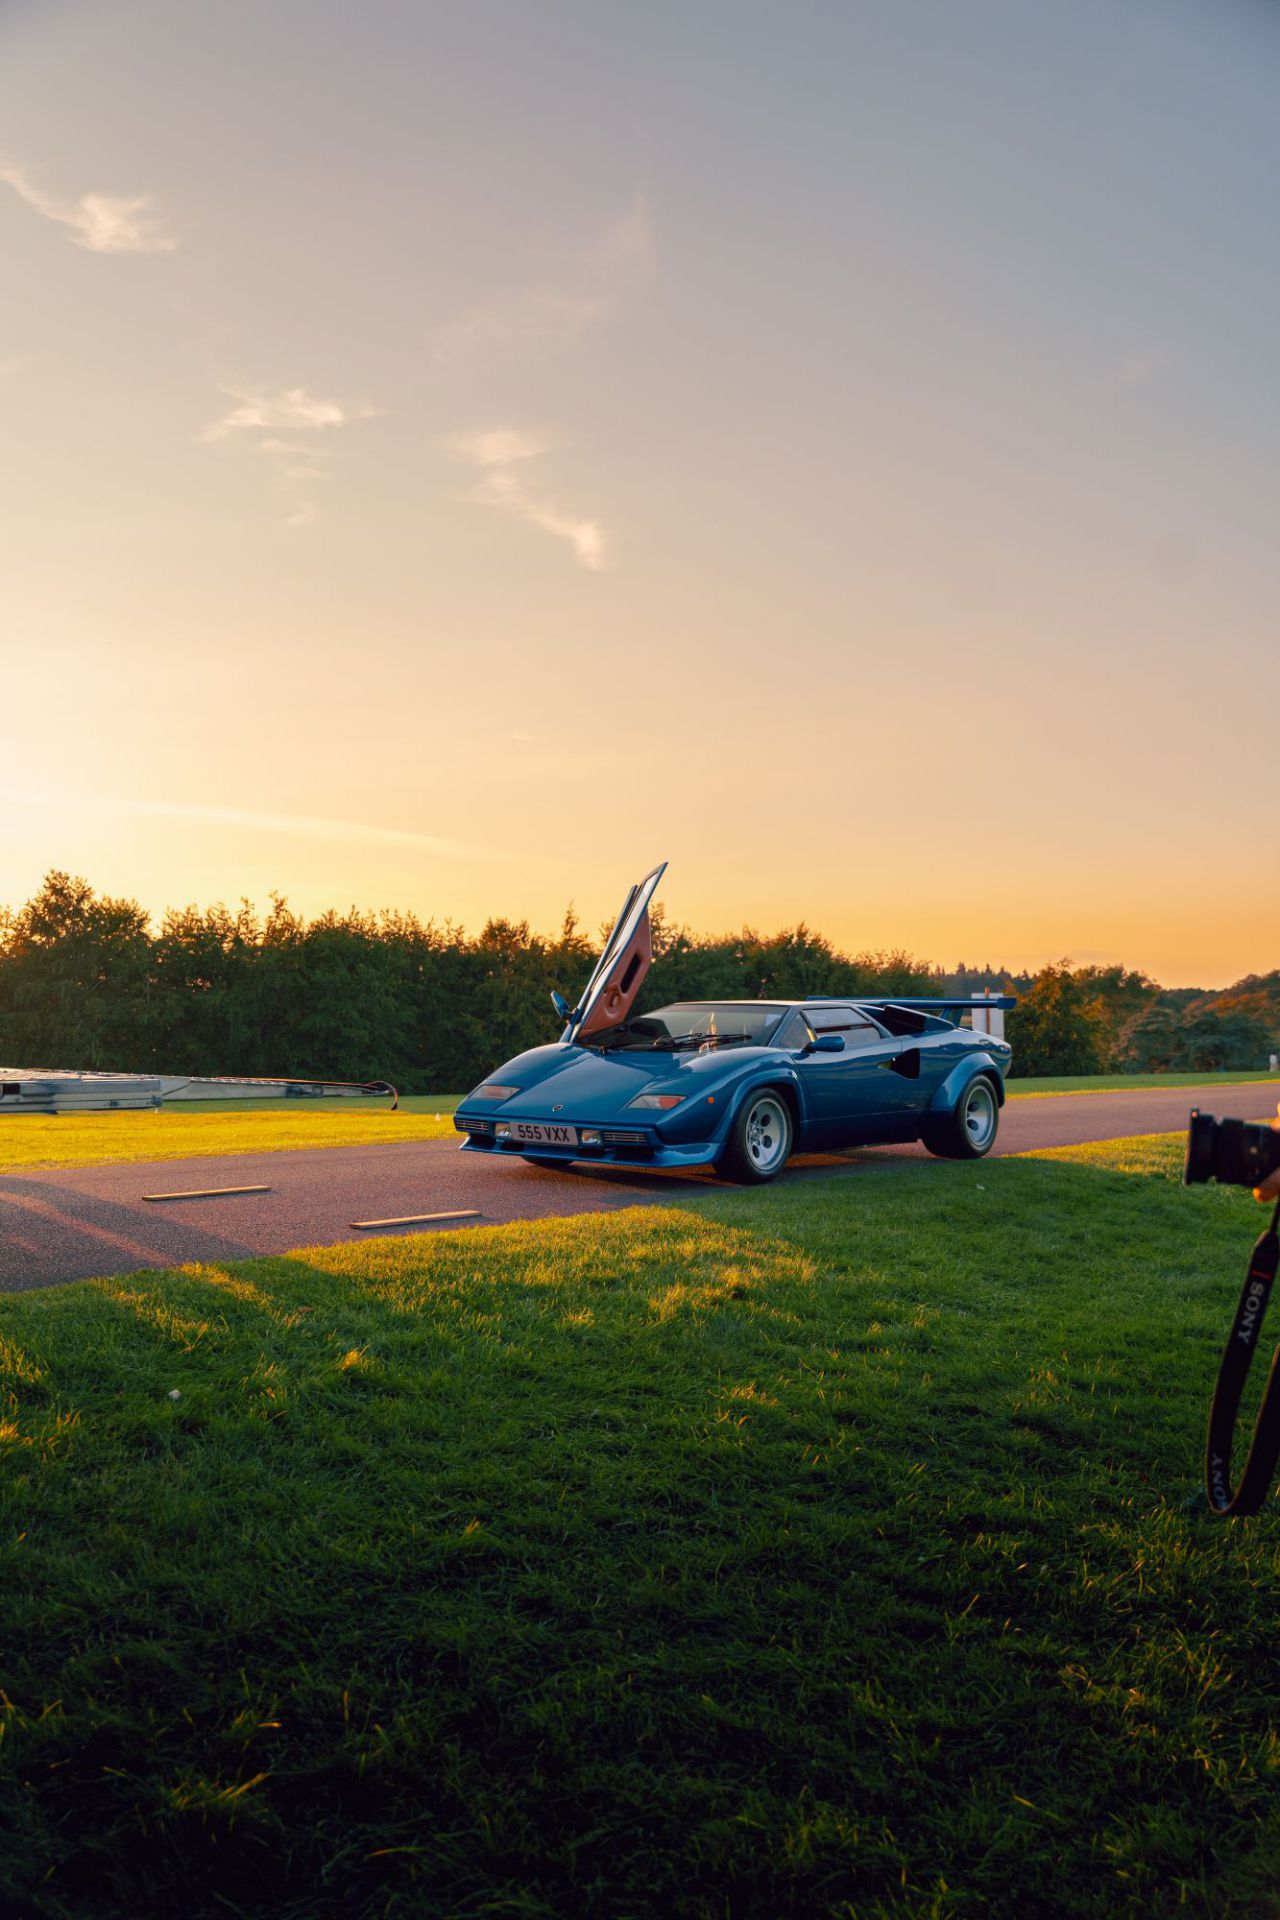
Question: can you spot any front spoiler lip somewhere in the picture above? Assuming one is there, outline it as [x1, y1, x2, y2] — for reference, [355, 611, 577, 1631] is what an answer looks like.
[457, 1134, 721, 1172]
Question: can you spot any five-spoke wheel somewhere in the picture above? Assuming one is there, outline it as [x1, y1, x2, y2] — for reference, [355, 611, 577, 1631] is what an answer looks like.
[719, 1090, 794, 1184]
[922, 1074, 999, 1159]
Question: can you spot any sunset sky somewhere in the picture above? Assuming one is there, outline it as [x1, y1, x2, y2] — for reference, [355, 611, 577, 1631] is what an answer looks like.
[2, 0, 1277, 986]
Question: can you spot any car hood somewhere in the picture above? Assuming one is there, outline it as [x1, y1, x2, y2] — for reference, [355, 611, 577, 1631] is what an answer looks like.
[569, 861, 666, 1043]
[462, 1041, 773, 1122]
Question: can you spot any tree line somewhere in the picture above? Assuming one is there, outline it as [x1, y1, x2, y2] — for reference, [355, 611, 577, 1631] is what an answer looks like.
[0, 873, 1274, 1089]
[996, 960, 1280, 1078]
[0, 873, 933, 1092]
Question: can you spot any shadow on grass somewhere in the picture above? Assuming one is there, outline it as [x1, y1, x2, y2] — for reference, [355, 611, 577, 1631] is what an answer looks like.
[1, 1146, 1276, 1919]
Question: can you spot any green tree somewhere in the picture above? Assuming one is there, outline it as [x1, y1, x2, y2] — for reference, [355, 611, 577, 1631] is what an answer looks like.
[1113, 1003, 1187, 1072]
[0, 873, 976, 1090]
[1006, 962, 1103, 1077]
[152, 898, 263, 1073]
[1178, 1005, 1274, 1072]
[1075, 965, 1159, 1068]
[0, 871, 156, 1069]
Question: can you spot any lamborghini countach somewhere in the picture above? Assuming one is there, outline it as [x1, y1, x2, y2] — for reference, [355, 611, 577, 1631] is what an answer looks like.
[454, 862, 1015, 1183]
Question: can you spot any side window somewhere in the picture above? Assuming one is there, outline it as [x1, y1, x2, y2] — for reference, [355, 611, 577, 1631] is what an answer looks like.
[805, 1006, 888, 1049]
[774, 1010, 814, 1051]
[841, 1018, 889, 1050]
[806, 1005, 849, 1033]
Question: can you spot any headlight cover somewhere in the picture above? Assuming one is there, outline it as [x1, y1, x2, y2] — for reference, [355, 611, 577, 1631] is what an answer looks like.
[626, 1091, 684, 1111]
[472, 1082, 520, 1101]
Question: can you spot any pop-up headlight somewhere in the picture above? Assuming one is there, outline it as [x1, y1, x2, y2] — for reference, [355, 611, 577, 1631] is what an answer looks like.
[626, 1092, 684, 1111]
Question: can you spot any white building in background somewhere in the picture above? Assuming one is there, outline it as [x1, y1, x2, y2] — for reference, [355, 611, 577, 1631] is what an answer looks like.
[968, 988, 1007, 1044]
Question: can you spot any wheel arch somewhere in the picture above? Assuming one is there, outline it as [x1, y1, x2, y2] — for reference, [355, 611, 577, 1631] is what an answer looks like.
[715, 1075, 800, 1182]
[928, 1052, 1007, 1115]
[730, 1072, 801, 1132]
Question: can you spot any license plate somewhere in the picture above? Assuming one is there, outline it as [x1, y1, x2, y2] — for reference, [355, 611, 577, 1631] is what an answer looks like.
[508, 1121, 577, 1146]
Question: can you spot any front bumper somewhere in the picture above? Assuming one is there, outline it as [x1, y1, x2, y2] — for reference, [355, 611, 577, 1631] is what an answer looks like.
[454, 1113, 721, 1171]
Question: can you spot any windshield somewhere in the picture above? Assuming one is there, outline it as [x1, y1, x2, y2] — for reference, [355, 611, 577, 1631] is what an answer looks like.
[590, 1001, 788, 1052]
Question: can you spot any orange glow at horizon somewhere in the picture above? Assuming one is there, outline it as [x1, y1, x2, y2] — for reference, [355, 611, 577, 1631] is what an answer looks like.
[1, 0, 1276, 993]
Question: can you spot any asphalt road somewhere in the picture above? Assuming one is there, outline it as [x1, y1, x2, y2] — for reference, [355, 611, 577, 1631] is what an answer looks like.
[2, 1082, 1276, 1293]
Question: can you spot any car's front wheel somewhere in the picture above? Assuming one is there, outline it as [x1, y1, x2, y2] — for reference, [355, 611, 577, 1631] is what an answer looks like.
[717, 1090, 793, 1184]
[922, 1075, 999, 1159]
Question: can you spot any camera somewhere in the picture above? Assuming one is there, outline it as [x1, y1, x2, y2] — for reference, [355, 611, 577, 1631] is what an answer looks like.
[1184, 1109, 1280, 1190]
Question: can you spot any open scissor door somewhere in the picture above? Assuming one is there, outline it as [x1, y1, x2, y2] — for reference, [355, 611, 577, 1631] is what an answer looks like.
[567, 861, 667, 1042]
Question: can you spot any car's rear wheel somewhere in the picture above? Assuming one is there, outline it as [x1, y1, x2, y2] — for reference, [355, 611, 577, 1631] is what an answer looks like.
[717, 1090, 793, 1184]
[922, 1075, 999, 1159]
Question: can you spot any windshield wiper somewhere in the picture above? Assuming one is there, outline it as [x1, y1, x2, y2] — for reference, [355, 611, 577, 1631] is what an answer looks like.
[592, 1032, 676, 1053]
[668, 1030, 753, 1050]
[592, 1027, 755, 1054]
[592, 1030, 752, 1054]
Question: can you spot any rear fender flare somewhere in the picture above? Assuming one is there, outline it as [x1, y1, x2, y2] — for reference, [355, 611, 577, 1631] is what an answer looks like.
[928, 1054, 1007, 1115]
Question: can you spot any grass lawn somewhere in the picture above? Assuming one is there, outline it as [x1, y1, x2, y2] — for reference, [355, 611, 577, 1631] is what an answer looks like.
[1007, 1071, 1280, 1099]
[0, 1094, 463, 1175]
[2, 1135, 1279, 1917]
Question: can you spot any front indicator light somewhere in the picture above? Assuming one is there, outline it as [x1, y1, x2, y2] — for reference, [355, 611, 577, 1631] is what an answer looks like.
[474, 1082, 520, 1101]
[580, 1128, 603, 1146]
[626, 1093, 684, 1111]
[495, 1123, 512, 1138]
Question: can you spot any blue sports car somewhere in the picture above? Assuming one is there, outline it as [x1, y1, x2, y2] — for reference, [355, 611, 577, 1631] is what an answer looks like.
[454, 863, 1015, 1183]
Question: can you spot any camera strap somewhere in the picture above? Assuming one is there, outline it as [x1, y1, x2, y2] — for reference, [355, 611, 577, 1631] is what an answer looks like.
[1205, 1201, 1280, 1517]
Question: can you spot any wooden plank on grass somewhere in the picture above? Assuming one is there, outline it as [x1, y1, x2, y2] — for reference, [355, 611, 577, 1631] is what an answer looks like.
[349, 1209, 481, 1228]
[143, 1185, 272, 1202]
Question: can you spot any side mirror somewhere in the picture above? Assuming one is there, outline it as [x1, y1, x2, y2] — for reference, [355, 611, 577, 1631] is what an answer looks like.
[805, 1033, 845, 1054]
[550, 991, 572, 1022]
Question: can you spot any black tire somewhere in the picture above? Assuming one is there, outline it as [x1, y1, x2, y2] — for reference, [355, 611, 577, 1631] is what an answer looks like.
[922, 1075, 1000, 1159]
[716, 1089, 794, 1184]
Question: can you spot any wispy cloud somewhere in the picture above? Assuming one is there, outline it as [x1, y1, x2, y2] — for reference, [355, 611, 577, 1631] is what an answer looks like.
[202, 387, 378, 442]
[0, 161, 176, 253]
[203, 386, 380, 526]
[258, 439, 340, 483]
[11, 786, 490, 859]
[446, 430, 610, 571]
[431, 197, 652, 363]
[123, 796, 481, 856]
[448, 429, 545, 467]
